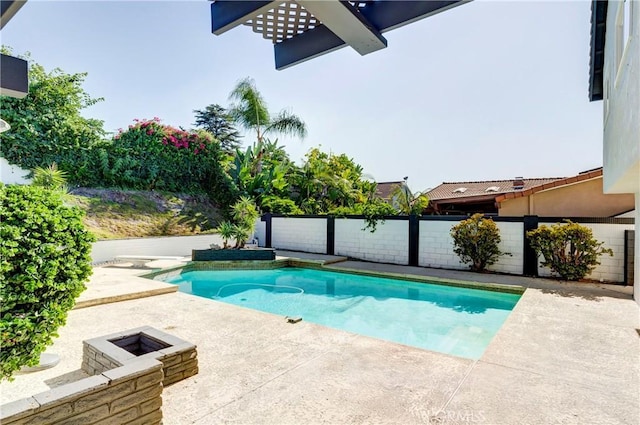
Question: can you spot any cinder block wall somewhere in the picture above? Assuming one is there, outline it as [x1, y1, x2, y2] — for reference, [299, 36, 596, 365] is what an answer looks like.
[335, 219, 409, 264]
[537, 223, 635, 282]
[272, 218, 327, 253]
[418, 221, 465, 270]
[0, 358, 163, 425]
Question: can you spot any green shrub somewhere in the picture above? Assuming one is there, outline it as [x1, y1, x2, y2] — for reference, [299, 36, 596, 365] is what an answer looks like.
[231, 197, 259, 248]
[450, 214, 508, 272]
[527, 220, 613, 281]
[0, 184, 94, 380]
[261, 195, 303, 215]
[95, 118, 236, 201]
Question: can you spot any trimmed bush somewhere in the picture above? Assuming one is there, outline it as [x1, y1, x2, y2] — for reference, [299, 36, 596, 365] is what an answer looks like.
[527, 220, 613, 281]
[450, 214, 508, 272]
[0, 184, 94, 380]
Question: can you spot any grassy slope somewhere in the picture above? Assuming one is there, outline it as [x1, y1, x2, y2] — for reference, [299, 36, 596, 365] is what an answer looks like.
[66, 188, 223, 240]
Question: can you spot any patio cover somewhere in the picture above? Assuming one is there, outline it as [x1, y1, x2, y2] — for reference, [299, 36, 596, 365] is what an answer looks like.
[211, 0, 469, 70]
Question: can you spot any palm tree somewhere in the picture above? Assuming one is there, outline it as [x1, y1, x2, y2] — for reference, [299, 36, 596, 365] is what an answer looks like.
[391, 179, 430, 216]
[228, 77, 307, 144]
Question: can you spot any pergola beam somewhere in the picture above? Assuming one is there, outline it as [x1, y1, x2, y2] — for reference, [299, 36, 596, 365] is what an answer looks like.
[274, 0, 468, 70]
[0, 0, 27, 30]
[211, 0, 278, 35]
[295, 1, 386, 56]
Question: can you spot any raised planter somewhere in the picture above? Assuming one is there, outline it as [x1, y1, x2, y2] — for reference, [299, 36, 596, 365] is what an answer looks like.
[192, 248, 276, 261]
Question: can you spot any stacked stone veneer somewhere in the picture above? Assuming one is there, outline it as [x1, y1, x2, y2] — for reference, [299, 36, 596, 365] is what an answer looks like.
[1, 358, 164, 425]
[82, 326, 198, 387]
[1, 327, 197, 425]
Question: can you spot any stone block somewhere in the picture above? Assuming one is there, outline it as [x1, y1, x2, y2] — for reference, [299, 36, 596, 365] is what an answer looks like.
[92, 406, 139, 425]
[0, 397, 39, 423]
[125, 408, 162, 425]
[59, 404, 110, 425]
[109, 383, 162, 414]
[102, 358, 162, 385]
[135, 369, 164, 391]
[139, 397, 163, 415]
[21, 404, 73, 425]
[73, 380, 135, 412]
[166, 359, 197, 377]
[162, 371, 185, 387]
[33, 375, 109, 409]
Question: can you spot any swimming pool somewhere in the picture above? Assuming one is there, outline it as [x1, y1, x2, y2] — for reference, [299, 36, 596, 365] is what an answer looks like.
[161, 267, 521, 359]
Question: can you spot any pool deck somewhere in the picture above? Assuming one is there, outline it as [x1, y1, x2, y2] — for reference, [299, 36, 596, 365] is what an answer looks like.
[2, 252, 639, 424]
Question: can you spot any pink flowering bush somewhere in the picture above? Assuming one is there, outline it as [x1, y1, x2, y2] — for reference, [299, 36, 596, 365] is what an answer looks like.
[102, 118, 232, 194]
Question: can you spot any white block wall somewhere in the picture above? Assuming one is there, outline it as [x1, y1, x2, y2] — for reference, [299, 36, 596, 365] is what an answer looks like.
[335, 219, 408, 264]
[91, 234, 221, 264]
[418, 221, 466, 270]
[492, 222, 524, 275]
[271, 217, 327, 253]
[1, 157, 31, 184]
[418, 221, 523, 274]
[537, 222, 635, 283]
[254, 218, 266, 246]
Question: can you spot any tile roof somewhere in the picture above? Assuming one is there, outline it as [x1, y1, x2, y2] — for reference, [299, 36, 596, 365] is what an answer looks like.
[375, 181, 403, 201]
[426, 178, 565, 201]
[495, 168, 603, 202]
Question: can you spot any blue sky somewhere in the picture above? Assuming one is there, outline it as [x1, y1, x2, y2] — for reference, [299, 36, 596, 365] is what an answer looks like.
[1, 0, 603, 192]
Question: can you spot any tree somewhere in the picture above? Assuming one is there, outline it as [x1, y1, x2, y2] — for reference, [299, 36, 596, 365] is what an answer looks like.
[193, 104, 242, 154]
[0, 48, 105, 176]
[228, 77, 307, 144]
[390, 179, 430, 216]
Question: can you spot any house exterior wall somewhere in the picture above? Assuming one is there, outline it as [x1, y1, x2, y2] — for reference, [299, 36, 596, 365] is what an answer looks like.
[271, 217, 327, 254]
[602, 0, 640, 304]
[498, 178, 635, 217]
[335, 219, 408, 264]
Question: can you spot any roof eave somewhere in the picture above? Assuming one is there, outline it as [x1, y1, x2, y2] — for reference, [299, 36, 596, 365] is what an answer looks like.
[588, 0, 608, 102]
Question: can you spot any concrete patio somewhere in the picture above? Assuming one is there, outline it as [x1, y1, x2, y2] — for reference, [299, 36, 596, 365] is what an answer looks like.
[1, 253, 639, 424]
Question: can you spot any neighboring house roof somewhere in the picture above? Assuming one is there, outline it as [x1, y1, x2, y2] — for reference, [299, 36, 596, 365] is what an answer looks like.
[589, 0, 608, 101]
[426, 177, 564, 202]
[375, 181, 403, 201]
[496, 168, 603, 203]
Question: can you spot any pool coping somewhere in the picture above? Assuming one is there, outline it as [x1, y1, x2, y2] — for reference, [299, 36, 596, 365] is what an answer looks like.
[142, 258, 526, 295]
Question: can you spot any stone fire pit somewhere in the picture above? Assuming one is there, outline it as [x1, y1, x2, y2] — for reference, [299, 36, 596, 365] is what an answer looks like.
[82, 326, 198, 387]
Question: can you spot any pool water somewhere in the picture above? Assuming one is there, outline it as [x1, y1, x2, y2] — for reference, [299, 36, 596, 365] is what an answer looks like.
[163, 268, 521, 359]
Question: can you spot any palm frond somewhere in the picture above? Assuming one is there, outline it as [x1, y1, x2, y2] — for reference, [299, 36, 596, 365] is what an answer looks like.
[265, 110, 307, 140]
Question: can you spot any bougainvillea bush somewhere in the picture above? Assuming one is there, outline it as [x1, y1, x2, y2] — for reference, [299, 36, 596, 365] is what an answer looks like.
[98, 118, 234, 196]
[0, 184, 94, 380]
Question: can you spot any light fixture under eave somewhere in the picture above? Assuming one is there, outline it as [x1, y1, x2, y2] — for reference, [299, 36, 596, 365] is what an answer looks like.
[0, 118, 11, 133]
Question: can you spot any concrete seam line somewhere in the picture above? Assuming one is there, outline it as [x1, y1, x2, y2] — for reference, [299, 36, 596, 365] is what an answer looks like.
[437, 359, 478, 414]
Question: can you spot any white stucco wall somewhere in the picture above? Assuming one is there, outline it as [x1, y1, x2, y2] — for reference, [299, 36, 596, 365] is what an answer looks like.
[602, 0, 639, 301]
[91, 234, 221, 264]
[271, 217, 327, 253]
[334, 219, 408, 264]
[0, 157, 31, 184]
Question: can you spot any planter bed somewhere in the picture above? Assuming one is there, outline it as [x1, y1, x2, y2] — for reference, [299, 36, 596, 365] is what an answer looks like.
[192, 248, 276, 261]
